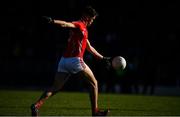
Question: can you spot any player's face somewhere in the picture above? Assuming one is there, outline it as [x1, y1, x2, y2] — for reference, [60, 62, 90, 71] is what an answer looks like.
[86, 16, 96, 26]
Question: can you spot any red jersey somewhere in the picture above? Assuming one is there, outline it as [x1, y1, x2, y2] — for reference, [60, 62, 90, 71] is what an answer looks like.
[63, 21, 88, 58]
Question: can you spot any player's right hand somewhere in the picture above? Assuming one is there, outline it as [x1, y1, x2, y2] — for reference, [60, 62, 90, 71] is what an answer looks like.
[42, 16, 54, 24]
[102, 56, 112, 70]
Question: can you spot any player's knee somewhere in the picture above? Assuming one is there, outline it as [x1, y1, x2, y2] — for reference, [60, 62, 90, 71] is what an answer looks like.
[46, 92, 53, 97]
[45, 90, 57, 97]
[92, 79, 98, 89]
[95, 80, 98, 88]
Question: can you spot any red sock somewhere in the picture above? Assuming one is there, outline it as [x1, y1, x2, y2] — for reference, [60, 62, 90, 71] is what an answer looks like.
[35, 92, 50, 109]
[95, 108, 99, 113]
[35, 100, 44, 109]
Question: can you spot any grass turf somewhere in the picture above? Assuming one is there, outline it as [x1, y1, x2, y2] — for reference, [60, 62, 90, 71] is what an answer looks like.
[0, 90, 180, 116]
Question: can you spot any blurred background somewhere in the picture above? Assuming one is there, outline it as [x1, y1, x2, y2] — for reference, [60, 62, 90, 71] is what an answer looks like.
[0, 0, 179, 96]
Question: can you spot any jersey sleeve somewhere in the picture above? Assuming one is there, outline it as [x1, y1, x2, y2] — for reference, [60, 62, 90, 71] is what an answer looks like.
[72, 21, 81, 28]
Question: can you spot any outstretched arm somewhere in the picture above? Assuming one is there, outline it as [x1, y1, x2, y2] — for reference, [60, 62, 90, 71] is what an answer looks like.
[54, 20, 76, 28]
[42, 16, 76, 28]
[86, 40, 103, 60]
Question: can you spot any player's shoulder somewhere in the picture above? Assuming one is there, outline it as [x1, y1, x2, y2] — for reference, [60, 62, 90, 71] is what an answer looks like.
[72, 21, 81, 25]
[72, 21, 86, 29]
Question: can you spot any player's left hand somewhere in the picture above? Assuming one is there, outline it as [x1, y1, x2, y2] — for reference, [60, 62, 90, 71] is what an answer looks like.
[42, 16, 54, 24]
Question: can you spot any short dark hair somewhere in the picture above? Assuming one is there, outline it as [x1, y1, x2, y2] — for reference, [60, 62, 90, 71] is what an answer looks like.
[82, 6, 98, 18]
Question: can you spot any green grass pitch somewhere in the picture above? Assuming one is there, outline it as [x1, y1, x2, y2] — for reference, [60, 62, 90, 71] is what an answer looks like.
[0, 90, 180, 116]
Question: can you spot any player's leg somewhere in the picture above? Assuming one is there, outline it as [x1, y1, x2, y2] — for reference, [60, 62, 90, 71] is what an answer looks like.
[77, 65, 98, 113]
[31, 72, 70, 116]
[76, 64, 109, 116]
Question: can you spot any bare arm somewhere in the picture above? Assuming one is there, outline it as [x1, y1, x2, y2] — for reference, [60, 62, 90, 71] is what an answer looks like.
[86, 40, 103, 59]
[54, 20, 76, 28]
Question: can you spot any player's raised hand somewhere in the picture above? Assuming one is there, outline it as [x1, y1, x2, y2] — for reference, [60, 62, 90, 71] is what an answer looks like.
[42, 16, 54, 24]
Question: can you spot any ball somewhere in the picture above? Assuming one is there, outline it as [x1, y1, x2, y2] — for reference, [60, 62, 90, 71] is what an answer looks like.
[112, 56, 126, 70]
